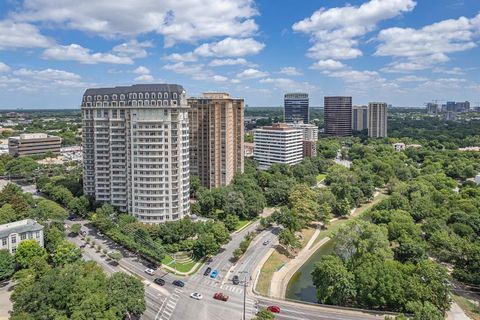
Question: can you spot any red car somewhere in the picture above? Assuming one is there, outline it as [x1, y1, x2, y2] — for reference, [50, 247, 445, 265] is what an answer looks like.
[267, 306, 281, 313]
[213, 292, 229, 301]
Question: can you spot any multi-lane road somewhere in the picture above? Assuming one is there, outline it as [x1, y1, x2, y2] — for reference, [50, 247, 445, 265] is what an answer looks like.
[66, 216, 386, 320]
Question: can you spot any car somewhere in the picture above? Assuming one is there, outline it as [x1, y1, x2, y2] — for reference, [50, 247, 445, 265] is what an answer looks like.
[154, 278, 165, 286]
[210, 269, 218, 279]
[203, 267, 212, 276]
[232, 275, 240, 285]
[263, 240, 270, 245]
[144, 268, 155, 276]
[213, 292, 229, 301]
[267, 306, 281, 313]
[173, 280, 185, 287]
[190, 292, 203, 300]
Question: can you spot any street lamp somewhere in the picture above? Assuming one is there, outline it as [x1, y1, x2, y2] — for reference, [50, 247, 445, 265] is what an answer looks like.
[239, 271, 248, 320]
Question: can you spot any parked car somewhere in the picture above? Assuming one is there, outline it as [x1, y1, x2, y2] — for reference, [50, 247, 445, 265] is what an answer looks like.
[210, 269, 218, 279]
[154, 278, 165, 286]
[203, 267, 212, 276]
[263, 240, 270, 245]
[213, 292, 229, 301]
[267, 306, 281, 313]
[190, 292, 203, 300]
[144, 268, 155, 276]
[232, 275, 240, 285]
[173, 280, 185, 287]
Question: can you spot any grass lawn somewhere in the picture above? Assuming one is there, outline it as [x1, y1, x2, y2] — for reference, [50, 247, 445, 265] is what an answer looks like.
[453, 295, 480, 320]
[316, 173, 327, 182]
[256, 250, 290, 296]
[162, 255, 198, 273]
[235, 219, 252, 231]
[300, 227, 316, 248]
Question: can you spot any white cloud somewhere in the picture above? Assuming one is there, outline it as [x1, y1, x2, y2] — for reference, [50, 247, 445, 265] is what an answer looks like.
[42, 44, 133, 64]
[194, 37, 265, 57]
[310, 59, 346, 70]
[13, 68, 81, 81]
[112, 40, 153, 58]
[165, 52, 197, 62]
[279, 67, 302, 76]
[133, 66, 151, 75]
[164, 62, 204, 75]
[324, 69, 381, 83]
[213, 75, 228, 82]
[292, 0, 416, 60]
[376, 13, 480, 72]
[259, 77, 315, 92]
[236, 68, 268, 79]
[0, 20, 52, 50]
[433, 67, 465, 75]
[209, 58, 248, 67]
[13, 0, 259, 46]
[134, 74, 154, 82]
[7, 67, 87, 90]
[418, 77, 468, 90]
[395, 75, 427, 82]
[0, 62, 11, 73]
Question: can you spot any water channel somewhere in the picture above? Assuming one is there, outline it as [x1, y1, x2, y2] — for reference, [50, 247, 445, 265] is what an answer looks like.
[285, 238, 336, 303]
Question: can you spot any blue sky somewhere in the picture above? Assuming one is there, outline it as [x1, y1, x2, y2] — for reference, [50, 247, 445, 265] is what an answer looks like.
[0, 0, 479, 109]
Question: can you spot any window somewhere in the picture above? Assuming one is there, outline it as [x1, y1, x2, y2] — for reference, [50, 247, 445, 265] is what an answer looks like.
[87, 95, 92, 101]
[145, 93, 149, 99]
[138, 93, 143, 99]
[104, 95, 109, 100]
[164, 92, 168, 99]
[120, 94, 125, 100]
[97, 95, 102, 100]
[151, 100, 156, 106]
[11, 235, 16, 244]
[20, 233, 26, 240]
[35, 231, 40, 238]
[158, 100, 162, 106]
[163, 100, 168, 106]
[173, 92, 177, 99]
[152, 93, 156, 99]
[112, 94, 117, 100]
[133, 93, 137, 99]
[1, 238, 6, 246]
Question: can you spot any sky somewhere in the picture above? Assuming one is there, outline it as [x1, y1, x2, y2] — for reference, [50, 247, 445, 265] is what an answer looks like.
[0, 0, 479, 109]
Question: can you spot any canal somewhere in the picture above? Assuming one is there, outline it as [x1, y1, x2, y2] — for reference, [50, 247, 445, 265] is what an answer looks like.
[285, 237, 336, 303]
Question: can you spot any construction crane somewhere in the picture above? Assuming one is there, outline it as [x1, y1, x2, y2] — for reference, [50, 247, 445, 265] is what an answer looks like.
[424, 99, 446, 114]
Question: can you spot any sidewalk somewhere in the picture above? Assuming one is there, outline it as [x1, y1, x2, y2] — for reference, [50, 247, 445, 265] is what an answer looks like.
[447, 302, 472, 320]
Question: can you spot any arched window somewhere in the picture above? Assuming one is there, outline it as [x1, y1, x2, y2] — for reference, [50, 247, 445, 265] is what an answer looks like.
[87, 96, 92, 101]
[97, 95, 102, 100]
[163, 100, 168, 106]
[173, 92, 177, 99]
[104, 95, 109, 100]
[157, 100, 162, 106]
[112, 94, 117, 100]
[164, 92, 168, 99]
[138, 93, 143, 99]
[120, 94, 125, 100]
[145, 93, 149, 99]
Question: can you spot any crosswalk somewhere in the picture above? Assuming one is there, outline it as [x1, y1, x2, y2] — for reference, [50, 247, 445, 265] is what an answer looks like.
[157, 288, 182, 320]
[192, 275, 246, 294]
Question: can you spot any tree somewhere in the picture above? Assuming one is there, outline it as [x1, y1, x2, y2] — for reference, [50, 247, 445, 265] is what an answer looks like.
[254, 309, 275, 320]
[233, 248, 243, 260]
[53, 241, 82, 266]
[224, 214, 240, 232]
[0, 249, 15, 280]
[192, 233, 220, 258]
[15, 240, 48, 269]
[406, 301, 443, 320]
[44, 226, 65, 253]
[0, 203, 16, 224]
[68, 196, 90, 217]
[189, 175, 201, 198]
[333, 198, 351, 217]
[70, 223, 82, 236]
[223, 190, 246, 217]
[278, 229, 301, 252]
[33, 199, 68, 222]
[108, 251, 122, 263]
[210, 222, 231, 244]
[107, 272, 146, 318]
[311, 255, 356, 305]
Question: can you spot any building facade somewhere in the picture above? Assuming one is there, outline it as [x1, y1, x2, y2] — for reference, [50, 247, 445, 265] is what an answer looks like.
[81, 84, 190, 223]
[0, 219, 44, 254]
[352, 105, 368, 131]
[254, 123, 303, 170]
[324, 96, 352, 136]
[187, 93, 244, 189]
[284, 93, 309, 124]
[368, 102, 388, 138]
[8, 133, 61, 156]
[288, 123, 318, 157]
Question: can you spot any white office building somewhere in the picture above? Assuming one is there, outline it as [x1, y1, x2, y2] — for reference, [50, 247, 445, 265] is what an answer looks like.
[81, 84, 190, 223]
[254, 123, 303, 170]
[288, 123, 319, 141]
[0, 219, 44, 254]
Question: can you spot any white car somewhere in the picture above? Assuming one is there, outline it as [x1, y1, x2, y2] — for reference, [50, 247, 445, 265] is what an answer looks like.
[145, 268, 155, 276]
[190, 292, 203, 300]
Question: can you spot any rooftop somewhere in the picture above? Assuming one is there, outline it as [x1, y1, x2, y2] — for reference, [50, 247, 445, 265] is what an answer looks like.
[0, 219, 43, 238]
[84, 84, 184, 96]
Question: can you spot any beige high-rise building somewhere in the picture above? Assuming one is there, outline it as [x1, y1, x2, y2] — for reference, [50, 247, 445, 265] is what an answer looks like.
[368, 102, 388, 138]
[188, 93, 244, 188]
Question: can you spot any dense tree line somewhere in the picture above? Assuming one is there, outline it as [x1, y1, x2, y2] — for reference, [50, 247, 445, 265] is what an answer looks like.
[310, 141, 480, 318]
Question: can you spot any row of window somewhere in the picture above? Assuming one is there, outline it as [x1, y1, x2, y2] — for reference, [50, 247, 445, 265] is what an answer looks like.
[85, 92, 178, 102]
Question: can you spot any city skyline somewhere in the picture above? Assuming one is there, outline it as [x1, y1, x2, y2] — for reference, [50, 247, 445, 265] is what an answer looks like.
[0, 0, 480, 109]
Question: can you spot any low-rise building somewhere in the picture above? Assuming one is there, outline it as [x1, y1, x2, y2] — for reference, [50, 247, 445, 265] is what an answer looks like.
[8, 133, 61, 157]
[393, 142, 406, 152]
[244, 142, 255, 157]
[0, 219, 44, 254]
[254, 123, 303, 170]
[475, 174, 480, 185]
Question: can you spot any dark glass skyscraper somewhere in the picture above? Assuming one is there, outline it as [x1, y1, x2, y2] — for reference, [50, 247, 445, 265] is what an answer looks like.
[284, 93, 309, 124]
[324, 96, 352, 136]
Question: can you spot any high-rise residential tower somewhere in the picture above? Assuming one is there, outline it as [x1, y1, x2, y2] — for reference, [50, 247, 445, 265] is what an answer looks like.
[254, 123, 303, 170]
[324, 96, 352, 136]
[81, 84, 190, 223]
[187, 93, 244, 189]
[368, 102, 388, 138]
[352, 105, 368, 131]
[284, 93, 309, 124]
